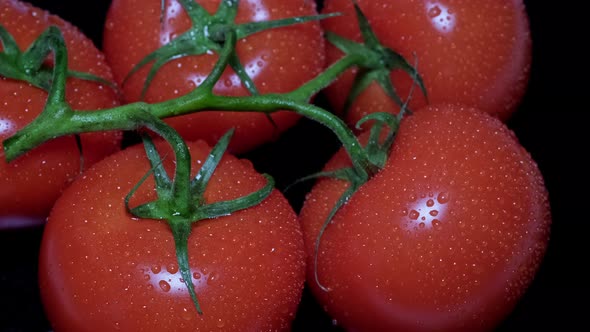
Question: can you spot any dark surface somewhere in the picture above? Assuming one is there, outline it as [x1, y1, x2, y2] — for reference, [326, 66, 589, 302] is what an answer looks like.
[1, 0, 587, 331]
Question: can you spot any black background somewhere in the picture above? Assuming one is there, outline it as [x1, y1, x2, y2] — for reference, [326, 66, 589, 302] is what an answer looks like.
[1, 0, 588, 331]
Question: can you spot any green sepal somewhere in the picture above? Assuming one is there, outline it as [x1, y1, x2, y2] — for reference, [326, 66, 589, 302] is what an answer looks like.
[341, 68, 380, 117]
[191, 129, 234, 198]
[170, 221, 203, 315]
[284, 168, 358, 193]
[124, 127, 275, 315]
[325, 1, 428, 117]
[125, 0, 337, 103]
[200, 174, 274, 218]
[235, 13, 340, 39]
[356, 112, 399, 170]
[0, 25, 116, 92]
[313, 173, 363, 292]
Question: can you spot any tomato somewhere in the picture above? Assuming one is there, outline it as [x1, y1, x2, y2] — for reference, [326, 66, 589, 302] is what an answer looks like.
[39, 139, 306, 331]
[321, 0, 531, 126]
[102, 0, 325, 154]
[298, 104, 550, 331]
[0, 0, 121, 224]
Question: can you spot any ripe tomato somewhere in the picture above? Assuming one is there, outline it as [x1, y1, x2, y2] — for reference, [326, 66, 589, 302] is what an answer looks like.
[102, 0, 325, 154]
[39, 139, 306, 331]
[0, 0, 121, 225]
[321, 0, 531, 126]
[298, 105, 550, 331]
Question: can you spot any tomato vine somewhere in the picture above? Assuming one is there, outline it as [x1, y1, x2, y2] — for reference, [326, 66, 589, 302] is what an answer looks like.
[1, 0, 423, 317]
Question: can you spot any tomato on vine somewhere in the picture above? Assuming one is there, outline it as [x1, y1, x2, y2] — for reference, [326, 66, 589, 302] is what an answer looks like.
[39, 137, 306, 331]
[102, 0, 327, 154]
[299, 104, 550, 331]
[321, 0, 532, 127]
[0, 0, 121, 225]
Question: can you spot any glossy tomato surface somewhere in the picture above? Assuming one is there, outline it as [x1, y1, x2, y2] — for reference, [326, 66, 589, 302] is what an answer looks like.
[299, 105, 550, 331]
[39, 139, 305, 331]
[102, 0, 325, 154]
[0, 0, 121, 223]
[321, 0, 531, 126]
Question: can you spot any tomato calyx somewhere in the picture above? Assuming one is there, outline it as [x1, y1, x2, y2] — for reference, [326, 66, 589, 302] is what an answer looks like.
[126, 0, 337, 100]
[126, 128, 274, 315]
[0, 25, 115, 92]
[325, 0, 427, 117]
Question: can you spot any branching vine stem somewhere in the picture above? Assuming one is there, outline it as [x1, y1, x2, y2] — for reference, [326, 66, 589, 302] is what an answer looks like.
[3, 30, 378, 180]
[1, 0, 425, 308]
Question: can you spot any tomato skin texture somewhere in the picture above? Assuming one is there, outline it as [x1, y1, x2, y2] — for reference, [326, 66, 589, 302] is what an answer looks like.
[299, 105, 550, 331]
[39, 139, 306, 331]
[103, 0, 325, 154]
[321, 0, 531, 125]
[0, 0, 121, 220]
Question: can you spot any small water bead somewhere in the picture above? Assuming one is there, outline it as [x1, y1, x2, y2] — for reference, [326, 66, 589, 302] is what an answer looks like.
[151, 265, 161, 274]
[159, 280, 171, 292]
[167, 264, 178, 274]
[437, 192, 450, 204]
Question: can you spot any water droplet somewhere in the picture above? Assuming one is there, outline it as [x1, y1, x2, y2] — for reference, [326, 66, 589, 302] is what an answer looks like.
[437, 192, 450, 204]
[181, 307, 193, 321]
[193, 272, 202, 280]
[207, 272, 219, 285]
[143, 274, 150, 281]
[159, 280, 171, 292]
[409, 210, 420, 220]
[428, 5, 442, 18]
[217, 318, 225, 328]
[426, 199, 435, 207]
[430, 210, 439, 217]
[419, 222, 426, 229]
[151, 265, 161, 274]
[432, 219, 442, 228]
[167, 264, 178, 274]
[408, 194, 417, 202]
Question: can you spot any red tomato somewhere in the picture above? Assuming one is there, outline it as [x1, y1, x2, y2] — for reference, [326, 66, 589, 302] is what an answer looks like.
[298, 104, 550, 331]
[321, 0, 531, 125]
[39, 139, 306, 331]
[102, 0, 325, 154]
[0, 0, 121, 224]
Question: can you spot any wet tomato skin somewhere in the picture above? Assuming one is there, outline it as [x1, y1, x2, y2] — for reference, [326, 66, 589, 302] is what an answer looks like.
[299, 105, 550, 331]
[0, 0, 121, 221]
[103, 0, 326, 154]
[39, 139, 306, 331]
[321, 0, 531, 126]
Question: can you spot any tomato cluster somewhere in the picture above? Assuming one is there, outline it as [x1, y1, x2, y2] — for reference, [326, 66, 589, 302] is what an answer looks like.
[1, 0, 570, 331]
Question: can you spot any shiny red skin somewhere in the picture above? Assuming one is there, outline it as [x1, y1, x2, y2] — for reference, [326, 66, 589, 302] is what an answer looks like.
[0, 0, 121, 223]
[321, 0, 531, 127]
[103, 0, 325, 154]
[299, 105, 550, 331]
[39, 139, 306, 331]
